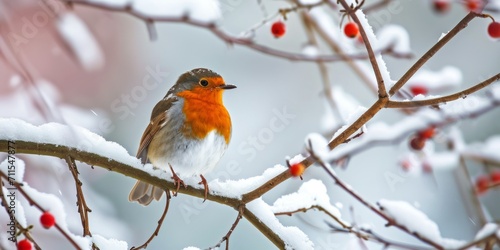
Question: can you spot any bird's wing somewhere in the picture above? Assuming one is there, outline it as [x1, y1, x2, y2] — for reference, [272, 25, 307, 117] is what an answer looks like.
[136, 98, 176, 164]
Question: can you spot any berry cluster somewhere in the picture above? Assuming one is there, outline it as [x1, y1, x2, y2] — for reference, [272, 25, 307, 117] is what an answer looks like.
[16, 212, 56, 250]
[400, 158, 433, 173]
[475, 170, 500, 194]
[433, 0, 483, 13]
[409, 127, 436, 151]
[432, 0, 500, 39]
[271, 20, 361, 39]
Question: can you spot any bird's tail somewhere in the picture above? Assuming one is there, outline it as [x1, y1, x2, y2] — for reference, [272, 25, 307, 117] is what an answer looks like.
[128, 181, 164, 206]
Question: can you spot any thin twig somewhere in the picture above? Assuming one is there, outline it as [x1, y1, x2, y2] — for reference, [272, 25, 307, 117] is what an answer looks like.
[306, 140, 445, 249]
[329, 98, 500, 163]
[274, 205, 351, 229]
[242, 97, 388, 203]
[459, 157, 488, 225]
[326, 222, 432, 250]
[457, 232, 498, 250]
[131, 191, 171, 250]
[0, 171, 82, 250]
[362, 228, 434, 250]
[208, 205, 245, 250]
[388, 12, 490, 96]
[331, 0, 388, 98]
[60, 0, 404, 63]
[0, 175, 42, 250]
[386, 73, 500, 108]
[241, 1, 325, 37]
[304, 11, 378, 93]
[65, 156, 92, 237]
[145, 20, 158, 41]
[298, 10, 343, 126]
[363, 0, 392, 13]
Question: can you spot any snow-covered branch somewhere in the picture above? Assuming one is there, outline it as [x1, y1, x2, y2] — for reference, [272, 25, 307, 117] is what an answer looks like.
[61, 0, 406, 63]
[0, 118, 308, 249]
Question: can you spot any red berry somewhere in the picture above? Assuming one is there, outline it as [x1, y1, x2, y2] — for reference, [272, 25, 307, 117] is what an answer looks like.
[410, 85, 428, 96]
[422, 162, 433, 173]
[433, 0, 450, 13]
[400, 160, 412, 171]
[465, 0, 482, 12]
[490, 170, 500, 183]
[271, 21, 286, 38]
[418, 127, 436, 139]
[344, 22, 359, 38]
[40, 211, 55, 229]
[488, 22, 500, 38]
[476, 175, 490, 194]
[17, 239, 32, 250]
[289, 163, 305, 177]
[409, 136, 426, 151]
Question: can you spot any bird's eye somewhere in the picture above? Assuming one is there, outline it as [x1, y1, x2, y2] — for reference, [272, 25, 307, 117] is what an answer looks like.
[199, 79, 209, 87]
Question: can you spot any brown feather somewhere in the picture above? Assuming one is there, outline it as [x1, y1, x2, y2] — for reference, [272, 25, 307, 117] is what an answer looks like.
[136, 98, 176, 164]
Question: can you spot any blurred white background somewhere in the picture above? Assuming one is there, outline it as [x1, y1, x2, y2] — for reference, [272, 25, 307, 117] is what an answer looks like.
[2, 0, 500, 249]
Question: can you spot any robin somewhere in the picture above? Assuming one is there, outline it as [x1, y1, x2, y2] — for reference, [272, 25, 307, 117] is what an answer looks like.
[128, 68, 236, 205]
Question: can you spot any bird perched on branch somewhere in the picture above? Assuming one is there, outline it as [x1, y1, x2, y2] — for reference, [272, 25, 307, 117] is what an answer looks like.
[129, 68, 236, 205]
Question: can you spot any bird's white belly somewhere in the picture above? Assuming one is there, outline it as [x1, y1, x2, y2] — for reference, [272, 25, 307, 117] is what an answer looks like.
[149, 130, 227, 177]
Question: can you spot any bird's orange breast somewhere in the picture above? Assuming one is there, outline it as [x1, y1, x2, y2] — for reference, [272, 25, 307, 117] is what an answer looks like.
[177, 88, 232, 144]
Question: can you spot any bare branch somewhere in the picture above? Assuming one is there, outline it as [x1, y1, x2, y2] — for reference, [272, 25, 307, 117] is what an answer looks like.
[64, 156, 92, 237]
[0, 140, 291, 248]
[388, 12, 491, 96]
[0, 176, 42, 250]
[331, 0, 388, 98]
[145, 20, 158, 41]
[326, 222, 433, 250]
[458, 157, 488, 225]
[61, 0, 404, 63]
[275, 205, 350, 229]
[306, 141, 444, 249]
[386, 73, 500, 108]
[457, 232, 498, 250]
[0, 171, 83, 250]
[328, 98, 500, 163]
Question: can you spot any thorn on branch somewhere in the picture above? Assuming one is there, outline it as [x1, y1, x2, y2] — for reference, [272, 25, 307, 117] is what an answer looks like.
[145, 20, 158, 41]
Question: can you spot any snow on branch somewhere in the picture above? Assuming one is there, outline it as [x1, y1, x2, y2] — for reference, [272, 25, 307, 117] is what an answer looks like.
[210, 165, 287, 199]
[377, 199, 465, 248]
[272, 179, 348, 228]
[62, 0, 406, 63]
[306, 140, 446, 249]
[463, 135, 500, 166]
[320, 88, 500, 163]
[404, 66, 463, 93]
[0, 118, 307, 249]
[0, 159, 128, 250]
[388, 11, 492, 96]
[247, 198, 314, 250]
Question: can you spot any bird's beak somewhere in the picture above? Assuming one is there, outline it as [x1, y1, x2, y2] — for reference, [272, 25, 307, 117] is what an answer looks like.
[219, 84, 237, 90]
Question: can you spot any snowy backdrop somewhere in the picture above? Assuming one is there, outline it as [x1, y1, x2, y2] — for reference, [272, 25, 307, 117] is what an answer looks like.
[1, 0, 500, 249]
